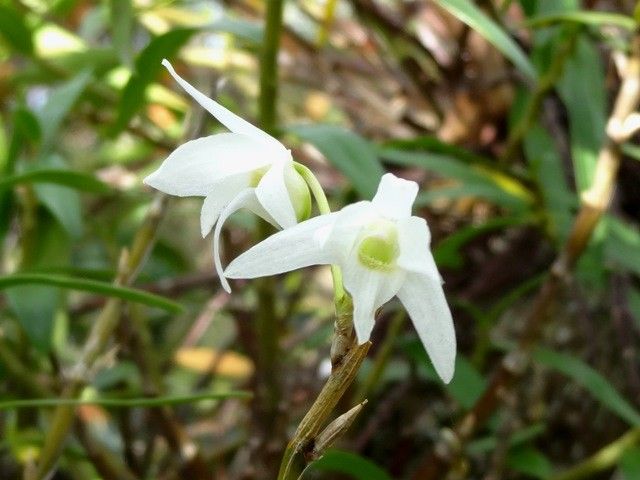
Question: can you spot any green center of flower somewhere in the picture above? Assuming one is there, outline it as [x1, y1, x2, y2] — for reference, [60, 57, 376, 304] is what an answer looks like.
[357, 220, 399, 272]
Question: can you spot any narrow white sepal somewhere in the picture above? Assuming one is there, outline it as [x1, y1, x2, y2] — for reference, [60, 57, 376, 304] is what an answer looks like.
[161, 59, 283, 149]
[224, 213, 339, 279]
[143, 133, 271, 197]
[397, 272, 456, 383]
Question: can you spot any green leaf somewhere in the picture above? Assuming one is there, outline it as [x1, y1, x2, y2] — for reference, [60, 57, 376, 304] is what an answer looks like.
[557, 36, 606, 192]
[36, 70, 93, 150]
[434, 216, 527, 269]
[379, 148, 533, 210]
[534, 348, 640, 426]
[0, 273, 184, 314]
[507, 446, 553, 479]
[604, 216, 640, 277]
[0, 4, 33, 55]
[113, 28, 197, 134]
[307, 450, 392, 480]
[525, 11, 636, 30]
[622, 143, 640, 161]
[620, 446, 640, 480]
[0, 169, 110, 193]
[524, 124, 575, 242]
[6, 286, 60, 352]
[467, 423, 546, 455]
[0, 391, 251, 410]
[446, 355, 487, 409]
[110, 0, 135, 66]
[434, 0, 536, 80]
[290, 125, 385, 198]
[31, 156, 83, 238]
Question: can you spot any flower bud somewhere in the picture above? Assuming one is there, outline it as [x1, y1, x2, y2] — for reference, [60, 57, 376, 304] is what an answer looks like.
[283, 164, 311, 222]
[357, 220, 399, 272]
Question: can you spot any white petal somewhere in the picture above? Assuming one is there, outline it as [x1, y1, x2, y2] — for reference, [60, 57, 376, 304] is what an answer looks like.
[397, 272, 456, 383]
[341, 256, 405, 344]
[321, 202, 376, 263]
[144, 133, 273, 197]
[213, 189, 278, 292]
[224, 213, 339, 280]
[397, 216, 441, 280]
[255, 160, 298, 229]
[200, 173, 251, 237]
[162, 59, 283, 149]
[371, 173, 418, 220]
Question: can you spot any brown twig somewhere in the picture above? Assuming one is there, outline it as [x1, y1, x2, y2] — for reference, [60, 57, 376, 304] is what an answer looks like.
[412, 34, 640, 480]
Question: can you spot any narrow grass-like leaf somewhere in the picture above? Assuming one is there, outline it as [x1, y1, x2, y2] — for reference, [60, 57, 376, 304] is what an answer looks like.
[0, 4, 33, 55]
[380, 148, 533, 210]
[0, 391, 251, 410]
[535, 348, 640, 426]
[110, 0, 134, 66]
[434, 0, 536, 80]
[0, 273, 183, 313]
[290, 125, 385, 198]
[113, 28, 197, 134]
[307, 449, 392, 480]
[525, 11, 636, 30]
[507, 446, 553, 479]
[0, 169, 110, 193]
[37, 70, 92, 150]
[557, 37, 606, 192]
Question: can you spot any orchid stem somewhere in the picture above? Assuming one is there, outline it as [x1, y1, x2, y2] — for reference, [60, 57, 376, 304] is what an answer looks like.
[294, 162, 344, 301]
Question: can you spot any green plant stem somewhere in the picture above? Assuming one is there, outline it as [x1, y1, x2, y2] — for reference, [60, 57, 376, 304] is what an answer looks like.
[316, 0, 338, 46]
[277, 324, 371, 480]
[28, 195, 168, 480]
[259, 0, 285, 136]
[501, 25, 579, 164]
[294, 162, 344, 300]
[550, 427, 640, 480]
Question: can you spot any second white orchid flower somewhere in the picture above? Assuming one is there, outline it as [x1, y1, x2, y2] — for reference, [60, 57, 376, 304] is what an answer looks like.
[224, 173, 456, 383]
[144, 60, 310, 292]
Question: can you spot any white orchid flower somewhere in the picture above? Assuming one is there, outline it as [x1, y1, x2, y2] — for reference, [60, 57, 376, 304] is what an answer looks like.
[144, 60, 310, 292]
[225, 173, 456, 382]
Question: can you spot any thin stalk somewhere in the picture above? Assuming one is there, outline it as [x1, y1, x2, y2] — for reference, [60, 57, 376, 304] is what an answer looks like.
[294, 162, 344, 300]
[254, 0, 286, 467]
[549, 427, 640, 480]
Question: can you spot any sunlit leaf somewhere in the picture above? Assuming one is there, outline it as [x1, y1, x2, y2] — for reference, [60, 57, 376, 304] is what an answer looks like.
[434, 0, 536, 80]
[380, 148, 533, 210]
[0, 4, 33, 55]
[0, 273, 184, 314]
[0, 169, 110, 193]
[112, 28, 197, 134]
[535, 348, 640, 426]
[290, 124, 385, 198]
[525, 11, 636, 30]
